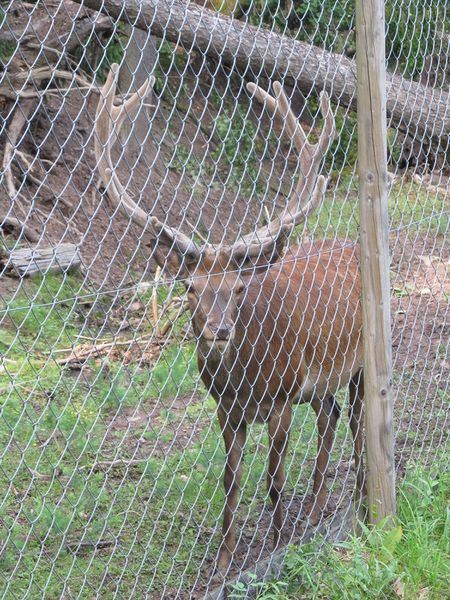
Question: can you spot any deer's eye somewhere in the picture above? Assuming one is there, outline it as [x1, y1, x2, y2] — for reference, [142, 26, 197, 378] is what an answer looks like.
[186, 285, 198, 299]
[235, 283, 245, 296]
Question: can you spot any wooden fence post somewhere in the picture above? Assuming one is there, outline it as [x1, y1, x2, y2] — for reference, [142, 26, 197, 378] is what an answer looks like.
[356, 0, 396, 522]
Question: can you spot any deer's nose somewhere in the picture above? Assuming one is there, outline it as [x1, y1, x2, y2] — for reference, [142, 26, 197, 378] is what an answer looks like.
[209, 323, 231, 340]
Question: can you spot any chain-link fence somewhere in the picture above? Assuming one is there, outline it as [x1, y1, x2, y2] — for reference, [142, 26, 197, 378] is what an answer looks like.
[0, 0, 448, 598]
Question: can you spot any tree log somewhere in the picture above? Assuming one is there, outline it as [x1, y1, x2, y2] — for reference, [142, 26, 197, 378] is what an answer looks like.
[75, 0, 449, 145]
[3, 243, 81, 277]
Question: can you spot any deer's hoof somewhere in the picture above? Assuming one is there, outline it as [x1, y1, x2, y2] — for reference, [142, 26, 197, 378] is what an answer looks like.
[302, 496, 325, 525]
[211, 564, 228, 585]
[211, 549, 233, 584]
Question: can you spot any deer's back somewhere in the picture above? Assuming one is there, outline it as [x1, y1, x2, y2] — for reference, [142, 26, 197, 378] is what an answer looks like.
[199, 240, 363, 422]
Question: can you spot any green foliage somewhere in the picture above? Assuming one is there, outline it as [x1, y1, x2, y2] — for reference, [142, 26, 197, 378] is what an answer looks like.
[306, 96, 358, 172]
[0, 40, 16, 65]
[153, 40, 188, 94]
[168, 106, 265, 197]
[211, 106, 264, 195]
[168, 143, 207, 183]
[331, 107, 358, 171]
[386, 0, 449, 80]
[230, 573, 289, 599]
[246, 0, 448, 82]
[296, 0, 354, 53]
[387, 128, 403, 167]
[247, 0, 355, 55]
[232, 459, 449, 599]
[91, 27, 126, 82]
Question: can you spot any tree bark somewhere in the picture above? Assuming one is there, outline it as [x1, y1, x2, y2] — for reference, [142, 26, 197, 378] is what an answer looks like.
[75, 0, 449, 145]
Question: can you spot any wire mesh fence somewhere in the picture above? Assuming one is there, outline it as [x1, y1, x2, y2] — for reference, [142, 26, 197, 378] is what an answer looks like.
[0, 0, 448, 598]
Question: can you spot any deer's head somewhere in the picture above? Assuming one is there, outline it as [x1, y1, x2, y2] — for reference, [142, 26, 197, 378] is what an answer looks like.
[94, 65, 335, 351]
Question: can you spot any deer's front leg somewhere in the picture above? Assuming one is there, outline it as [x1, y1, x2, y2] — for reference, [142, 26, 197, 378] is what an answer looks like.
[267, 403, 291, 549]
[216, 406, 246, 576]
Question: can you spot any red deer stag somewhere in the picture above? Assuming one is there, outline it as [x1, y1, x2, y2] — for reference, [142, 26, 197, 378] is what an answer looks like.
[95, 64, 364, 576]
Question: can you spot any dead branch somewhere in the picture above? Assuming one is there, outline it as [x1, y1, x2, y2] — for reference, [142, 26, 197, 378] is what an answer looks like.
[79, 458, 150, 471]
[5, 7, 111, 73]
[2, 99, 35, 205]
[55, 334, 165, 366]
[412, 174, 449, 198]
[66, 538, 115, 553]
[0, 216, 40, 243]
[0, 5, 112, 230]
[13, 151, 57, 201]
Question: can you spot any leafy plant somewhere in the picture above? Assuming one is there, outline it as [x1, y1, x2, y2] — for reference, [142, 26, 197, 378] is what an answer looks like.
[386, 0, 449, 80]
[0, 40, 16, 65]
[211, 106, 264, 195]
[246, 0, 355, 54]
[232, 460, 449, 599]
[246, 0, 448, 83]
[153, 40, 188, 94]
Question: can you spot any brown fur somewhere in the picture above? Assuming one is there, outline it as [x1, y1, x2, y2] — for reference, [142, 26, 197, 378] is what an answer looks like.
[178, 239, 364, 574]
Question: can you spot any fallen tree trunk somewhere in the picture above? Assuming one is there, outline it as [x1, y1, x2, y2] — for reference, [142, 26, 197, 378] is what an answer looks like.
[3, 243, 81, 277]
[76, 0, 449, 145]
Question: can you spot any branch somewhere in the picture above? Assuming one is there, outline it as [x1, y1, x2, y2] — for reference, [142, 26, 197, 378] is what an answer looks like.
[0, 216, 39, 243]
[1, 99, 35, 208]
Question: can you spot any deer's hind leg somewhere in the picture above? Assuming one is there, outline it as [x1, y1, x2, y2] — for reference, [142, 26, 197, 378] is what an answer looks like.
[307, 394, 341, 523]
[349, 369, 366, 503]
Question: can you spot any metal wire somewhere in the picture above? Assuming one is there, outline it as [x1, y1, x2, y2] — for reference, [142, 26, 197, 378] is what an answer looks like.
[0, 1, 448, 598]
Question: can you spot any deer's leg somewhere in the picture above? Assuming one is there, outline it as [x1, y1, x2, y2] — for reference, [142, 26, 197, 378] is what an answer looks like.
[216, 406, 246, 575]
[267, 403, 292, 550]
[308, 394, 340, 522]
[349, 369, 366, 501]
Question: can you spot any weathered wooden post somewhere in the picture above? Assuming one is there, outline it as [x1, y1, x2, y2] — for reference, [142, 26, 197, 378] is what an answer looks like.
[356, 0, 396, 522]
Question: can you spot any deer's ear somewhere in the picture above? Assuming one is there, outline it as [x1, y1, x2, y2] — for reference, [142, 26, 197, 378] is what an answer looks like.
[148, 221, 202, 278]
[231, 236, 285, 275]
[148, 239, 201, 279]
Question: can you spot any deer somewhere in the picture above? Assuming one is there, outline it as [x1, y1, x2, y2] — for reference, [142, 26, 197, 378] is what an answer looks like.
[94, 64, 365, 577]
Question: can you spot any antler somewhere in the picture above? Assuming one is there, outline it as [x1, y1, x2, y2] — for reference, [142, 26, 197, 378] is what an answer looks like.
[94, 63, 199, 259]
[230, 82, 336, 261]
[95, 67, 335, 269]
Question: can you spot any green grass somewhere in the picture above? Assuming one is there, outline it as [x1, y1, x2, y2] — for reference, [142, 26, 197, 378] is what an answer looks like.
[231, 459, 449, 600]
[0, 272, 204, 596]
[301, 177, 448, 240]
